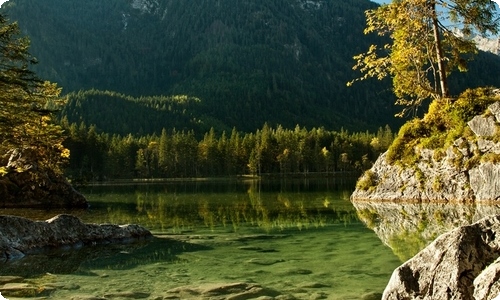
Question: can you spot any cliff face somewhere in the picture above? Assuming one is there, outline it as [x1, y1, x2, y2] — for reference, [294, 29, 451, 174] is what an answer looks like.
[351, 97, 500, 203]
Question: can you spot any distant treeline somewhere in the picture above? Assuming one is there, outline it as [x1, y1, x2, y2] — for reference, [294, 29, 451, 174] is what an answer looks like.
[61, 120, 394, 181]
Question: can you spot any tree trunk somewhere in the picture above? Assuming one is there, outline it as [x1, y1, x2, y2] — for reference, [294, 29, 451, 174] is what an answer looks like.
[430, 1, 449, 99]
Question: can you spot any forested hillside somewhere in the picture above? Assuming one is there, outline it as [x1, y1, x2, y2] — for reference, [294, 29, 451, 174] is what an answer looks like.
[2, 0, 500, 133]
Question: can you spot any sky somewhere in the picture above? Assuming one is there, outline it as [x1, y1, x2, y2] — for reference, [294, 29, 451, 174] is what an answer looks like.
[0, 1, 6, 7]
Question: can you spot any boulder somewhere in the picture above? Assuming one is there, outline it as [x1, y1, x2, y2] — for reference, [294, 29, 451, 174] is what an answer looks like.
[351, 101, 500, 203]
[0, 214, 152, 261]
[382, 214, 500, 300]
[0, 148, 88, 208]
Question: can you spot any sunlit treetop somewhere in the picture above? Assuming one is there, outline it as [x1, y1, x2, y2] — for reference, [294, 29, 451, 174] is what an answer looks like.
[0, 14, 68, 175]
[349, 0, 499, 117]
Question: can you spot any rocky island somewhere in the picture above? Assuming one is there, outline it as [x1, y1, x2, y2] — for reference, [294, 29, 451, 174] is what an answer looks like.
[351, 88, 500, 299]
[352, 88, 500, 203]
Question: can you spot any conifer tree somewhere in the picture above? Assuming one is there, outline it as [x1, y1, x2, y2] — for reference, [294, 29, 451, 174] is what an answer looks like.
[0, 14, 68, 175]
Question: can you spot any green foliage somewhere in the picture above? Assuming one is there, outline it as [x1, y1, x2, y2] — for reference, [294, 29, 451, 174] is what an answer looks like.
[60, 90, 206, 136]
[2, 1, 499, 132]
[356, 170, 378, 191]
[350, 0, 499, 116]
[0, 0, 406, 132]
[62, 122, 394, 181]
[387, 87, 499, 166]
[0, 15, 68, 174]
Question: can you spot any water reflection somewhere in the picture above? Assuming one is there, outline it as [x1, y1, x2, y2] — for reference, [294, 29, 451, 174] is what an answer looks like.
[0, 178, 402, 299]
[76, 178, 360, 234]
[352, 201, 500, 261]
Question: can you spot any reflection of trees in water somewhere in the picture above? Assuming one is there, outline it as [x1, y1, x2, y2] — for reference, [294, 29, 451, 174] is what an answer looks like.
[93, 181, 360, 234]
[353, 201, 500, 261]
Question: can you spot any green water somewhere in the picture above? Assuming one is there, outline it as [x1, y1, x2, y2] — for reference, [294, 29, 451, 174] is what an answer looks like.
[0, 178, 402, 299]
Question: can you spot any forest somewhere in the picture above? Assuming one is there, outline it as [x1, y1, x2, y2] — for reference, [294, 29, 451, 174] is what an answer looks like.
[4, 0, 500, 133]
[61, 119, 394, 181]
[1, 0, 499, 182]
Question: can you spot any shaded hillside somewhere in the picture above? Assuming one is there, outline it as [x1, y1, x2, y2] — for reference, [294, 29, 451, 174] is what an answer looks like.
[2, 0, 499, 133]
[61, 90, 208, 135]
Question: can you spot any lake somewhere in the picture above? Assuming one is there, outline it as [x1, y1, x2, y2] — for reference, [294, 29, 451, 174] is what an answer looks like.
[1, 178, 498, 299]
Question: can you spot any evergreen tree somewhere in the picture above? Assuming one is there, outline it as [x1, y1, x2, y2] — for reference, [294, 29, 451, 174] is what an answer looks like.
[0, 15, 68, 175]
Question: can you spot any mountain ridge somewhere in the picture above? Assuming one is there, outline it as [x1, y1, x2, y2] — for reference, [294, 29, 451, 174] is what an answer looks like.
[2, 0, 499, 134]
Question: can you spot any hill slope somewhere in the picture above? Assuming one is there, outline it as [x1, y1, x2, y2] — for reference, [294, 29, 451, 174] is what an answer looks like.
[2, 0, 500, 133]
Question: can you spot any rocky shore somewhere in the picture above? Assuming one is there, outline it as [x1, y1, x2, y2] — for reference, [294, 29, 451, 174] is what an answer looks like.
[0, 148, 88, 208]
[350, 92, 500, 299]
[351, 98, 500, 203]
[0, 214, 152, 261]
[382, 214, 500, 300]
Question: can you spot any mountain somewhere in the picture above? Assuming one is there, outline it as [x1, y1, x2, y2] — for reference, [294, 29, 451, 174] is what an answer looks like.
[2, 0, 500, 134]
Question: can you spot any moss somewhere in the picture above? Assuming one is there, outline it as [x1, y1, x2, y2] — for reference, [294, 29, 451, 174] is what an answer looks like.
[433, 149, 445, 162]
[432, 176, 443, 192]
[481, 153, 500, 164]
[356, 208, 379, 228]
[433, 210, 445, 226]
[387, 119, 426, 165]
[356, 170, 378, 191]
[414, 167, 425, 188]
[387, 88, 498, 169]
[464, 149, 481, 169]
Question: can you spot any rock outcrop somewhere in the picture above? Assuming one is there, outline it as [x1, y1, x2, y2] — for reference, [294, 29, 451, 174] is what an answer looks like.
[0, 148, 88, 208]
[382, 214, 500, 300]
[351, 98, 500, 203]
[0, 214, 152, 261]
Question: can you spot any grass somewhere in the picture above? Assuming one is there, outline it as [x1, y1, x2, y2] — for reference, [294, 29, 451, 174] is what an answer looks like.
[387, 87, 500, 167]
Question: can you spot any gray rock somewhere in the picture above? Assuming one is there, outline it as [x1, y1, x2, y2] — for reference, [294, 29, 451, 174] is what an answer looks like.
[382, 215, 500, 300]
[468, 115, 497, 137]
[0, 276, 24, 285]
[474, 257, 500, 300]
[351, 100, 500, 203]
[0, 214, 152, 260]
[470, 162, 500, 201]
[245, 258, 284, 265]
[104, 291, 150, 298]
[489, 101, 500, 123]
[0, 148, 88, 208]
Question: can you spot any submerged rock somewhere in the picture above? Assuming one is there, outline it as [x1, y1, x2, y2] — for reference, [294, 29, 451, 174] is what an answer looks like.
[0, 214, 152, 261]
[382, 214, 500, 300]
[164, 282, 281, 299]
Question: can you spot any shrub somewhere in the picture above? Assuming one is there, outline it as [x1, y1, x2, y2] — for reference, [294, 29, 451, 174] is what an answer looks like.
[356, 170, 378, 191]
[387, 88, 499, 167]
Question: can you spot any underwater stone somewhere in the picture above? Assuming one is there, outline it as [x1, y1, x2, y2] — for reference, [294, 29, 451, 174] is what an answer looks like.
[0, 214, 152, 260]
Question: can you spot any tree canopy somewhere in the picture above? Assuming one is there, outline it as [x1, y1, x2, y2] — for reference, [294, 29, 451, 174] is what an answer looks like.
[349, 0, 499, 116]
[0, 14, 68, 175]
